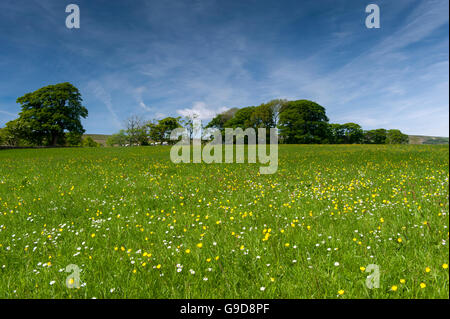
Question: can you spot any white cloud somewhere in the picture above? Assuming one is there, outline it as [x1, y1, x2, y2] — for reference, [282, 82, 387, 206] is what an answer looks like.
[177, 102, 229, 121]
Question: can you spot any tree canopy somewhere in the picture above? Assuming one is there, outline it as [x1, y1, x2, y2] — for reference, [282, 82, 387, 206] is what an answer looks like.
[9, 83, 88, 146]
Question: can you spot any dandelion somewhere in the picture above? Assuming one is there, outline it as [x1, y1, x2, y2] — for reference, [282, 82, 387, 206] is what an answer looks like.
[443, 264, 448, 269]
[425, 267, 431, 273]
[400, 279, 406, 284]
[338, 290, 345, 296]
[420, 283, 426, 289]
[360, 266, 366, 272]
[196, 243, 203, 248]
[185, 249, 191, 254]
[391, 285, 398, 292]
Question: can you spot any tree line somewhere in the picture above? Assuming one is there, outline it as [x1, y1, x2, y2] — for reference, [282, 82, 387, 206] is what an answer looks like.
[107, 99, 409, 146]
[0, 83, 409, 147]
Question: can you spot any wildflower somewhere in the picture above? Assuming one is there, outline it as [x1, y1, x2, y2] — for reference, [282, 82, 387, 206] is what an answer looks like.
[156, 264, 161, 269]
[420, 283, 426, 289]
[338, 290, 345, 296]
[391, 285, 398, 292]
[443, 264, 448, 269]
[360, 266, 366, 272]
[185, 249, 191, 254]
[260, 287, 266, 291]
[425, 267, 431, 273]
[196, 243, 203, 248]
[400, 279, 406, 284]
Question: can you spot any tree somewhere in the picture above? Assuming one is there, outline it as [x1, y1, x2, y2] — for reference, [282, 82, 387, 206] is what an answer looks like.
[15, 82, 88, 146]
[330, 123, 364, 144]
[106, 130, 128, 147]
[125, 115, 148, 146]
[181, 114, 199, 140]
[224, 106, 256, 129]
[156, 117, 182, 143]
[82, 136, 100, 147]
[65, 132, 83, 146]
[250, 103, 275, 129]
[0, 119, 32, 146]
[206, 108, 239, 131]
[386, 129, 409, 144]
[278, 100, 330, 144]
[363, 129, 387, 144]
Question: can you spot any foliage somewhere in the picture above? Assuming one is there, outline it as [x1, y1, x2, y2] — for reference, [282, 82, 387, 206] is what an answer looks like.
[386, 129, 409, 144]
[12, 82, 88, 146]
[364, 129, 387, 144]
[106, 130, 128, 147]
[65, 132, 83, 147]
[330, 123, 364, 144]
[278, 100, 330, 144]
[81, 136, 100, 147]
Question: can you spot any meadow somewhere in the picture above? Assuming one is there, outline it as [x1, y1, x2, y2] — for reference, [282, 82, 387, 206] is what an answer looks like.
[0, 145, 448, 299]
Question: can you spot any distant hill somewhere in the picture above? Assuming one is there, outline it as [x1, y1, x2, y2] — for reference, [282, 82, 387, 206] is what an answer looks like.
[83, 134, 111, 146]
[408, 135, 449, 145]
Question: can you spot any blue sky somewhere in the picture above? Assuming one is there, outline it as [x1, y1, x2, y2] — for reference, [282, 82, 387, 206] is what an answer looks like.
[0, 0, 448, 136]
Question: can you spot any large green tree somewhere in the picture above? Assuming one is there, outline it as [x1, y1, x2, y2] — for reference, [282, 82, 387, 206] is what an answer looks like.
[147, 117, 182, 144]
[330, 123, 364, 144]
[278, 100, 329, 144]
[14, 82, 88, 146]
[205, 108, 239, 131]
[363, 129, 387, 144]
[224, 106, 256, 129]
[386, 129, 409, 144]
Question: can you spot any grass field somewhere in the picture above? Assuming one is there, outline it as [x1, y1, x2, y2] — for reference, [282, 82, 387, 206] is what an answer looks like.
[0, 145, 448, 299]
